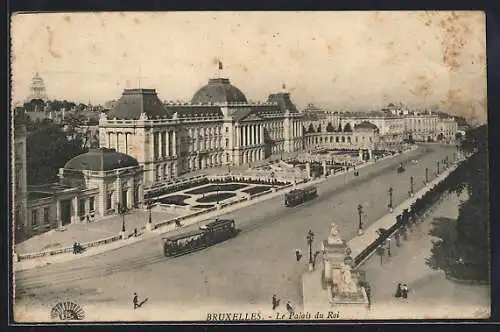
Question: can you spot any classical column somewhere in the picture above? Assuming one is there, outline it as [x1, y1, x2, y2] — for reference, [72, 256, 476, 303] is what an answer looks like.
[172, 131, 177, 155]
[165, 131, 170, 156]
[254, 125, 257, 145]
[108, 133, 112, 148]
[156, 132, 162, 159]
[72, 197, 78, 223]
[260, 125, 264, 144]
[116, 132, 120, 152]
[56, 200, 62, 228]
[115, 177, 122, 211]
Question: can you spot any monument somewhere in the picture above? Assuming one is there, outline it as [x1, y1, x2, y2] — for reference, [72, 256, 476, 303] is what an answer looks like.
[321, 223, 370, 313]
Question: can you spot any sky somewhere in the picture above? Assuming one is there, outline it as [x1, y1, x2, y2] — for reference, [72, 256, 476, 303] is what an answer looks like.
[11, 11, 487, 123]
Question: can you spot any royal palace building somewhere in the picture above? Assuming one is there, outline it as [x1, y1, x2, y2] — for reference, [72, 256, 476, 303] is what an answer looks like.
[98, 76, 305, 185]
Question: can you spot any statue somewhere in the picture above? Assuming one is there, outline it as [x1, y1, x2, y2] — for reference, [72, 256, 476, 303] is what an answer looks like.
[327, 223, 342, 245]
[339, 263, 357, 294]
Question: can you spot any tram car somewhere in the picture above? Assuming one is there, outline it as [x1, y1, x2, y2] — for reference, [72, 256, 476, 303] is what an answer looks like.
[284, 185, 318, 207]
[162, 218, 238, 257]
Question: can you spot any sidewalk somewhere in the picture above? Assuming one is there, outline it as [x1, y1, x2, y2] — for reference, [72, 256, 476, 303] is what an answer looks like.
[15, 209, 187, 254]
[14, 146, 418, 271]
[359, 191, 490, 319]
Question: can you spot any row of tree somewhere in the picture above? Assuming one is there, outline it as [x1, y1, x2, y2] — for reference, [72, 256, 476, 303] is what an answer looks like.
[426, 125, 489, 282]
[304, 123, 353, 134]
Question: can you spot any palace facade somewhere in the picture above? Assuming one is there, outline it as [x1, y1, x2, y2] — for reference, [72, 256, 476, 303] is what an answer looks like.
[98, 77, 305, 185]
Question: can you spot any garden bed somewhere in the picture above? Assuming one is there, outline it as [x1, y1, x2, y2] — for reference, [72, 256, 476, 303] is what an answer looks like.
[184, 183, 248, 195]
[196, 192, 236, 203]
[242, 186, 272, 195]
[158, 194, 191, 206]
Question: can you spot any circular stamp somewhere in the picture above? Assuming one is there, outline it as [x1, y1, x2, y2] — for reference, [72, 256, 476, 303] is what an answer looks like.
[50, 301, 86, 321]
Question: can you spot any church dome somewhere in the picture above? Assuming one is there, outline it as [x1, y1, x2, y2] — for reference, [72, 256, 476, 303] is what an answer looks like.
[64, 148, 139, 171]
[191, 78, 247, 104]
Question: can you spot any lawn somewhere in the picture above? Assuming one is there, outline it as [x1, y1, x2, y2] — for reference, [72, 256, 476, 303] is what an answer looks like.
[158, 194, 191, 206]
[196, 192, 236, 203]
[184, 183, 248, 195]
[242, 186, 272, 195]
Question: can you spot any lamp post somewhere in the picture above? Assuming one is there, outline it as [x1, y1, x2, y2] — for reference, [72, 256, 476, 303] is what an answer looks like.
[388, 187, 393, 212]
[216, 184, 220, 204]
[147, 199, 153, 225]
[386, 238, 391, 257]
[437, 160, 440, 175]
[306, 230, 315, 271]
[425, 167, 429, 184]
[357, 204, 364, 235]
[118, 202, 126, 238]
[410, 176, 414, 196]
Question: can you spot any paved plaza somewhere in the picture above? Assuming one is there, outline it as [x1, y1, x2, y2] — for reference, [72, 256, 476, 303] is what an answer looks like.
[15, 209, 186, 254]
[15, 145, 463, 321]
[360, 191, 490, 319]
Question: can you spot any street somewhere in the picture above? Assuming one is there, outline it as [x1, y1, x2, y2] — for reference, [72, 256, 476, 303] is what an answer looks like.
[14, 144, 457, 321]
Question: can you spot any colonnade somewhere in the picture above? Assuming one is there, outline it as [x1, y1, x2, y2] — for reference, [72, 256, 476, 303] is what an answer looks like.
[236, 124, 264, 147]
[152, 130, 176, 160]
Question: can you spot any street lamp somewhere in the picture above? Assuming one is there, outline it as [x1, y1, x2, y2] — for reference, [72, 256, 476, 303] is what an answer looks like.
[147, 199, 153, 225]
[357, 204, 364, 235]
[388, 187, 393, 212]
[410, 176, 414, 196]
[425, 167, 429, 184]
[117, 202, 126, 237]
[386, 238, 391, 257]
[216, 184, 220, 204]
[306, 230, 315, 271]
[437, 160, 440, 175]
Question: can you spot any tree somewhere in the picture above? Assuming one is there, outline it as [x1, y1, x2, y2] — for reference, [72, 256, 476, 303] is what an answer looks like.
[426, 125, 489, 282]
[26, 122, 88, 185]
[326, 122, 334, 132]
[308, 123, 315, 133]
[317, 124, 322, 133]
[343, 123, 352, 132]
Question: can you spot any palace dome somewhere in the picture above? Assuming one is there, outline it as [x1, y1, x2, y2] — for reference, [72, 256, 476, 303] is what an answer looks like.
[64, 148, 139, 171]
[191, 78, 248, 104]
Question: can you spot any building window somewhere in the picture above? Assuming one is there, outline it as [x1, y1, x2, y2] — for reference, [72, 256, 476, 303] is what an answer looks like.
[107, 193, 113, 210]
[225, 127, 229, 133]
[89, 197, 95, 212]
[225, 138, 229, 148]
[31, 209, 38, 227]
[43, 207, 50, 224]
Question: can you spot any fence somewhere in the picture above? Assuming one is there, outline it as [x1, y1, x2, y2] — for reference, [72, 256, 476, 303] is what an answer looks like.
[17, 234, 123, 261]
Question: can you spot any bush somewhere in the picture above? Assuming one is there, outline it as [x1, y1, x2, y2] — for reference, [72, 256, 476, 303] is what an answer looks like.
[185, 183, 248, 195]
[158, 194, 191, 206]
[242, 186, 272, 195]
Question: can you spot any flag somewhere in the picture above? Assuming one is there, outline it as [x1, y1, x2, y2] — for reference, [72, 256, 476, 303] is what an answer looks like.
[218, 61, 223, 70]
[282, 83, 286, 90]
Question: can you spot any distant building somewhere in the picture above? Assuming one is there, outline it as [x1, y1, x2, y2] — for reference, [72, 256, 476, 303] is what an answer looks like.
[27, 72, 48, 102]
[13, 125, 28, 237]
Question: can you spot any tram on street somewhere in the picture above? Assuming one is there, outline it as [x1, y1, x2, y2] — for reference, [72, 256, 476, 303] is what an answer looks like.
[162, 218, 238, 257]
[284, 185, 318, 207]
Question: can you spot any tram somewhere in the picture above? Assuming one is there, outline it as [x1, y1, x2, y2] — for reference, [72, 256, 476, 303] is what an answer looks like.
[284, 185, 318, 207]
[162, 218, 238, 257]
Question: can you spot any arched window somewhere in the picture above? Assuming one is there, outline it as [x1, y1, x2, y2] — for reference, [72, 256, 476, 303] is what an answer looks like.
[326, 122, 334, 132]
[343, 123, 352, 132]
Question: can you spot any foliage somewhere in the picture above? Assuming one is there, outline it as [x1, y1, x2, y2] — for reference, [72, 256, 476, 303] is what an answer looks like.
[343, 123, 352, 132]
[426, 125, 489, 282]
[26, 121, 88, 185]
[326, 122, 335, 132]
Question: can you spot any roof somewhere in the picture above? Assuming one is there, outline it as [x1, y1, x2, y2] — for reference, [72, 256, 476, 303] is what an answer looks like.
[164, 229, 206, 242]
[64, 148, 139, 171]
[354, 121, 379, 130]
[164, 105, 223, 118]
[191, 78, 248, 104]
[266, 93, 299, 113]
[107, 89, 171, 120]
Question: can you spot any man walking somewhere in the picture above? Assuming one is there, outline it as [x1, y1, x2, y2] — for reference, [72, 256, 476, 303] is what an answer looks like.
[272, 294, 280, 310]
[133, 293, 139, 309]
[286, 301, 294, 315]
[401, 284, 409, 299]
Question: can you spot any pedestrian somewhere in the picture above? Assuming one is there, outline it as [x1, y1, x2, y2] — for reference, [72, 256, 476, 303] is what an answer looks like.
[394, 283, 402, 298]
[286, 301, 294, 315]
[72, 242, 77, 255]
[272, 294, 280, 310]
[401, 284, 409, 299]
[134, 228, 138, 237]
[295, 249, 302, 262]
[133, 293, 139, 309]
[86, 214, 90, 223]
